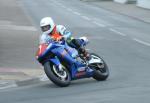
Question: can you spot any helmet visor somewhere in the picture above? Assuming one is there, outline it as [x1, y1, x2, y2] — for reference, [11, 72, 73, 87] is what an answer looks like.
[41, 25, 51, 32]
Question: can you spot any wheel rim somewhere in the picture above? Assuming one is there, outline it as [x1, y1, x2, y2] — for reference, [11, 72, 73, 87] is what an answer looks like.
[90, 54, 107, 73]
[97, 63, 106, 73]
[52, 65, 67, 81]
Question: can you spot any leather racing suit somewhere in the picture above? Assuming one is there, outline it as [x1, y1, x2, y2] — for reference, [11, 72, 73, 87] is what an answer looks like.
[36, 25, 88, 64]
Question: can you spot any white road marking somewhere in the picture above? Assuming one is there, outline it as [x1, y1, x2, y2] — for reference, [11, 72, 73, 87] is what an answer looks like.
[0, 82, 17, 90]
[58, 3, 63, 6]
[109, 28, 126, 36]
[93, 18, 113, 26]
[67, 8, 73, 12]
[133, 38, 150, 46]
[81, 16, 91, 21]
[59, 3, 64, 6]
[62, 5, 66, 8]
[54, 1, 58, 3]
[73, 12, 81, 16]
[56, 3, 60, 5]
[0, 25, 37, 31]
[0, 20, 12, 25]
[93, 21, 106, 27]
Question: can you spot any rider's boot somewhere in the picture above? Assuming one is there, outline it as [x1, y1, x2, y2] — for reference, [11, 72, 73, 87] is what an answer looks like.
[70, 38, 91, 60]
[79, 47, 91, 61]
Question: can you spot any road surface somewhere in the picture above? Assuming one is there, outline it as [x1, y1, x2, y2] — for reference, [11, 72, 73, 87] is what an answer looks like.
[0, 0, 150, 103]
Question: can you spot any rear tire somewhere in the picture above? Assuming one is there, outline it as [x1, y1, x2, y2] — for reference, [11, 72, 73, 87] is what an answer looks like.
[89, 53, 109, 81]
[44, 62, 71, 87]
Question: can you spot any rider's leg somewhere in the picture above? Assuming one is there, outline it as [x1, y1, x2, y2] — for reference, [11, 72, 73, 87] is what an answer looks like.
[69, 38, 91, 60]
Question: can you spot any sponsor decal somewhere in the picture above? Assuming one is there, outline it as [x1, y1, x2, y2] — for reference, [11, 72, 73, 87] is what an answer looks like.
[77, 67, 85, 72]
[36, 44, 48, 57]
[75, 71, 86, 77]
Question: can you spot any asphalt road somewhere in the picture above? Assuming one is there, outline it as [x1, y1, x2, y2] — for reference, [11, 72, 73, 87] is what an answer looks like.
[0, 0, 40, 69]
[1, 0, 150, 103]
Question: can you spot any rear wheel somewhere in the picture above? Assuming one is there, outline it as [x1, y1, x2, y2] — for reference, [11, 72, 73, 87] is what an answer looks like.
[44, 62, 71, 87]
[89, 53, 109, 81]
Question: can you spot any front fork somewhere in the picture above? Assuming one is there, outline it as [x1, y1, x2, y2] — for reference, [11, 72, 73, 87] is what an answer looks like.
[48, 57, 63, 71]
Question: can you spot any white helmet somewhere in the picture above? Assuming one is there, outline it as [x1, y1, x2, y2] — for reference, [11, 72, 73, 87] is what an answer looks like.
[40, 17, 55, 34]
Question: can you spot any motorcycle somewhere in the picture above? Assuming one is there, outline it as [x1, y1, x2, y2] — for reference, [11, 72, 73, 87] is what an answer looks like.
[36, 36, 109, 87]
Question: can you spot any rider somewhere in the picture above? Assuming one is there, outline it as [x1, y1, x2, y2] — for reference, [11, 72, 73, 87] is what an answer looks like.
[36, 17, 90, 64]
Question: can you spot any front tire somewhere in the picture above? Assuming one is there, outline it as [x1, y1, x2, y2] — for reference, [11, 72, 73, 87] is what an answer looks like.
[44, 62, 71, 87]
[89, 53, 109, 81]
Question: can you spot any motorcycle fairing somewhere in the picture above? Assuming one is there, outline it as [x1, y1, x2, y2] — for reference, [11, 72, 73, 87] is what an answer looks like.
[88, 55, 103, 64]
[49, 57, 61, 67]
[37, 39, 95, 80]
[36, 44, 48, 59]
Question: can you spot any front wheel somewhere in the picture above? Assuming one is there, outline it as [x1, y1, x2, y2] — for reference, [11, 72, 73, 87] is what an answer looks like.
[44, 62, 71, 87]
[89, 53, 109, 81]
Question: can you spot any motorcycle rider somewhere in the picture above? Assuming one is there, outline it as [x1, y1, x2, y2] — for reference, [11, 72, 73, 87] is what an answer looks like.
[36, 17, 90, 64]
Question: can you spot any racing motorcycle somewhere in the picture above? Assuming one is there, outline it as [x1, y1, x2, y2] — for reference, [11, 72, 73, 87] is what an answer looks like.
[36, 36, 109, 87]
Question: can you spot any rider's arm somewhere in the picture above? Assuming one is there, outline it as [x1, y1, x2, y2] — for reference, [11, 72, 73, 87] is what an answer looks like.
[56, 25, 88, 49]
[56, 25, 76, 48]
[56, 25, 73, 40]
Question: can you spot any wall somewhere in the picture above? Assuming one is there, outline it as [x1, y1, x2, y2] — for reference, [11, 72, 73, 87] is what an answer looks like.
[137, 0, 150, 9]
[114, 0, 136, 4]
